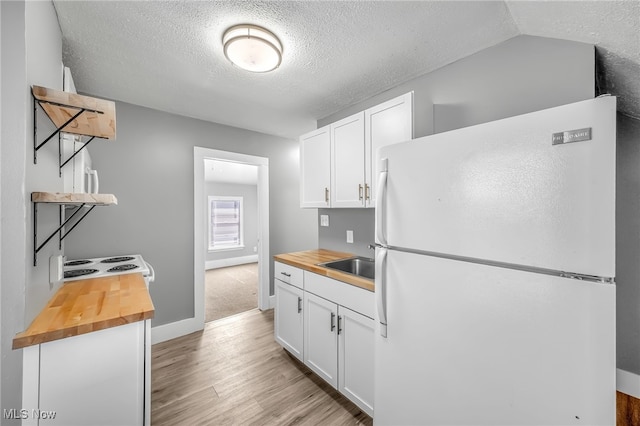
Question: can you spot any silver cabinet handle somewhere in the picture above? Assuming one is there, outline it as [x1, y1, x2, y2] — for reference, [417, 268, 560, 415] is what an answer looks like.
[280, 272, 291, 277]
[365, 183, 370, 201]
[325, 187, 329, 203]
[359, 184, 363, 200]
[337, 315, 343, 335]
[330, 312, 336, 331]
[297, 297, 302, 313]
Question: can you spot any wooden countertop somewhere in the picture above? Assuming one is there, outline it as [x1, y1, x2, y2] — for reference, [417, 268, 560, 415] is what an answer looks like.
[13, 273, 154, 349]
[274, 249, 375, 292]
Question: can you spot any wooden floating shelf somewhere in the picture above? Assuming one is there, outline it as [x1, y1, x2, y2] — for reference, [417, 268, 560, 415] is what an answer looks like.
[31, 192, 118, 265]
[31, 192, 118, 206]
[32, 85, 116, 140]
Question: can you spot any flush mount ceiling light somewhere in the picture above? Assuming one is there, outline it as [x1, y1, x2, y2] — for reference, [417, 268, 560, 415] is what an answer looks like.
[222, 24, 283, 73]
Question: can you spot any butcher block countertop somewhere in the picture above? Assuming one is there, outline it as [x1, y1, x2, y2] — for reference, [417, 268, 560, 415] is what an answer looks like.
[274, 249, 374, 292]
[13, 273, 154, 350]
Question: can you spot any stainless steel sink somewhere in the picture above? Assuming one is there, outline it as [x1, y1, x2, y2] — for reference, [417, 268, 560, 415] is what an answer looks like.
[320, 257, 375, 280]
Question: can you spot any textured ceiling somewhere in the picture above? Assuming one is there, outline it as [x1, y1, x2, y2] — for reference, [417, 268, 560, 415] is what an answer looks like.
[52, 1, 639, 139]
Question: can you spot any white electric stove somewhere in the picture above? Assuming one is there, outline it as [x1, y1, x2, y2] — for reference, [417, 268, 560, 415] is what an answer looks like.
[63, 254, 155, 286]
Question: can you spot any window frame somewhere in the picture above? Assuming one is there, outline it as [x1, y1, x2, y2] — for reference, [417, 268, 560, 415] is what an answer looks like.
[208, 195, 244, 252]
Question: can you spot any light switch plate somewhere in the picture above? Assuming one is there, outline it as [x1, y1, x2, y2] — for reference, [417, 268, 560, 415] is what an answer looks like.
[49, 254, 63, 285]
[320, 215, 329, 227]
[346, 230, 354, 243]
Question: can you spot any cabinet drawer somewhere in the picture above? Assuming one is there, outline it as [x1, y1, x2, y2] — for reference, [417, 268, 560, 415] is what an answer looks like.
[274, 262, 304, 289]
[304, 271, 374, 319]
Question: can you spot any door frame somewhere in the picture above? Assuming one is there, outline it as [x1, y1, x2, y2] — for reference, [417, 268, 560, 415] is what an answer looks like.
[194, 147, 270, 328]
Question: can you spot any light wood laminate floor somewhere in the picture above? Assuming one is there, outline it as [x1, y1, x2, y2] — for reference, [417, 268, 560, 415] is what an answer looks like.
[151, 308, 373, 425]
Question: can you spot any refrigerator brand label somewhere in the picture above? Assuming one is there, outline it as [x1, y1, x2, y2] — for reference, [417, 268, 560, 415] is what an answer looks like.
[552, 128, 592, 145]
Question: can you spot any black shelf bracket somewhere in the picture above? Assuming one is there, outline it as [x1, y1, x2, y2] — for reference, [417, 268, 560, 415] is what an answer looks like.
[33, 202, 96, 266]
[32, 93, 105, 176]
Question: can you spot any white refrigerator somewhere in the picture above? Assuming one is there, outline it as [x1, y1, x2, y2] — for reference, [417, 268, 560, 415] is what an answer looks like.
[373, 97, 617, 425]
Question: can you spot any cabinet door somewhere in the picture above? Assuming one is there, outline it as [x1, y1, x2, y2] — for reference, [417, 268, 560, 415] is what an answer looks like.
[300, 126, 331, 208]
[275, 279, 304, 361]
[338, 306, 375, 417]
[304, 292, 338, 388]
[365, 92, 413, 207]
[39, 322, 145, 426]
[331, 112, 365, 208]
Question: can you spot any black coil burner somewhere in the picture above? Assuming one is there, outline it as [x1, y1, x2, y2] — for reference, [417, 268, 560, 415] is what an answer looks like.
[64, 269, 99, 279]
[65, 259, 93, 266]
[107, 264, 139, 273]
[101, 256, 135, 264]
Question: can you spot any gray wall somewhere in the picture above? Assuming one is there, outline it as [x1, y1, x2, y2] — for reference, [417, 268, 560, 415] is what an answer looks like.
[1, 0, 65, 416]
[1, 0, 3, 411]
[65, 101, 318, 327]
[0, 1, 25, 418]
[616, 113, 640, 376]
[319, 35, 595, 138]
[205, 182, 258, 263]
[318, 208, 375, 258]
[318, 35, 595, 255]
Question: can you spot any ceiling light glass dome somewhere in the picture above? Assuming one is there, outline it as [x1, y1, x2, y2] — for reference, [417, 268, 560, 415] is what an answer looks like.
[222, 24, 283, 73]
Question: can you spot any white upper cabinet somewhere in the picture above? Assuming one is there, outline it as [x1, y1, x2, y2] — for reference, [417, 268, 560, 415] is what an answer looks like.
[365, 92, 413, 207]
[300, 92, 412, 208]
[300, 127, 331, 208]
[331, 112, 365, 208]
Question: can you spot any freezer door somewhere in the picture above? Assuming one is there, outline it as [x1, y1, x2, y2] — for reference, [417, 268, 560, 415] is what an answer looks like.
[379, 97, 616, 277]
[374, 250, 615, 425]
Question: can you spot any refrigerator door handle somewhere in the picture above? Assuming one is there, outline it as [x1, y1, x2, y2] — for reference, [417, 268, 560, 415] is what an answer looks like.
[375, 158, 388, 245]
[375, 246, 388, 338]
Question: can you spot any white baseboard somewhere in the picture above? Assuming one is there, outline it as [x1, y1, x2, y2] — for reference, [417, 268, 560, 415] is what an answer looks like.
[151, 317, 203, 345]
[205, 254, 258, 270]
[618, 368, 640, 399]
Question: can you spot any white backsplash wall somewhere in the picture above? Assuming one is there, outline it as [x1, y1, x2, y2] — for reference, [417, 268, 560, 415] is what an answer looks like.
[318, 208, 375, 258]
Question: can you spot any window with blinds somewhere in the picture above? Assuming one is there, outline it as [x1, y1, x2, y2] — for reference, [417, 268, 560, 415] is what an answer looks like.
[209, 196, 244, 250]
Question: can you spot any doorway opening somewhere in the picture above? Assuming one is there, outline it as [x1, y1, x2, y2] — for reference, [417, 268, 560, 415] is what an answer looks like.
[194, 148, 270, 328]
[204, 159, 258, 322]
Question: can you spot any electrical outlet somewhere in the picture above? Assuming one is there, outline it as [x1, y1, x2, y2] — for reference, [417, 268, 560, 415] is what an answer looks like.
[346, 230, 354, 243]
[320, 215, 329, 227]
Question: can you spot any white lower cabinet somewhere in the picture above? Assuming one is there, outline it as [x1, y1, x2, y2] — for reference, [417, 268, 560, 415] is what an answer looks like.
[22, 320, 149, 426]
[303, 293, 375, 417]
[274, 278, 304, 362]
[274, 262, 375, 417]
[338, 306, 375, 417]
[303, 292, 339, 387]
